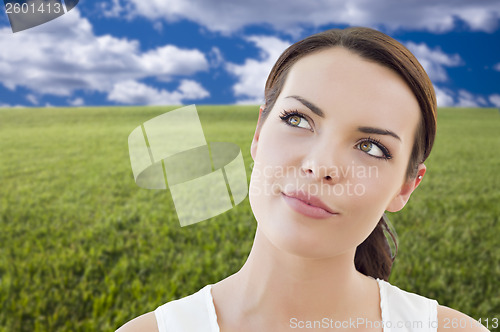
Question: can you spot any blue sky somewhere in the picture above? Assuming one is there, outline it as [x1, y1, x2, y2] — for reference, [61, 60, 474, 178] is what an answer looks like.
[0, 0, 499, 108]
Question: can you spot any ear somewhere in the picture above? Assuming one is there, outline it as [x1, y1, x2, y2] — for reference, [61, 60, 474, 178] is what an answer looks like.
[251, 105, 265, 160]
[386, 164, 426, 212]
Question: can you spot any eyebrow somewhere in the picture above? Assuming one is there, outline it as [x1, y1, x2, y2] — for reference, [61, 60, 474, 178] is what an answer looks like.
[358, 126, 401, 141]
[285, 95, 401, 141]
[285, 95, 324, 117]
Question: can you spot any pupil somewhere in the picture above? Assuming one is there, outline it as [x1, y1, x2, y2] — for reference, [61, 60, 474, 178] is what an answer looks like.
[290, 116, 300, 125]
[362, 142, 371, 151]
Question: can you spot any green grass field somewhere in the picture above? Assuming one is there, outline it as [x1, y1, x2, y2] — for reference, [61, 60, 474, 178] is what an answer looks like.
[0, 106, 499, 331]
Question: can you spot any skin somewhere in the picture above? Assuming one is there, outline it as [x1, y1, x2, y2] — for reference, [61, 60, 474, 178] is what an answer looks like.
[116, 48, 488, 331]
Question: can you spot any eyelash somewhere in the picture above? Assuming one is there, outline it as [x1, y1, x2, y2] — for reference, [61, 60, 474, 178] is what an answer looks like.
[359, 136, 393, 161]
[279, 109, 310, 127]
[279, 109, 393, 161]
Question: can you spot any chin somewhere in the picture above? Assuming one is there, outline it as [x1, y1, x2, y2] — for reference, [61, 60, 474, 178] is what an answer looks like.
[256, 214, 342, 259]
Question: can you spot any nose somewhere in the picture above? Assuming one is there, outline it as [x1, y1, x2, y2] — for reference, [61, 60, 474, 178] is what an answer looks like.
[301, 161, 337, 183]
[300, 145, 340, 184]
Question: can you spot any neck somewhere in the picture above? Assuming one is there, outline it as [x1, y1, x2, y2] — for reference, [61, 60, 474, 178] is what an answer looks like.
[217, 225, 377, 326]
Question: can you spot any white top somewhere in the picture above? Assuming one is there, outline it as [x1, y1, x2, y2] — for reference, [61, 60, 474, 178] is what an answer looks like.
[154, 278, 438, 331]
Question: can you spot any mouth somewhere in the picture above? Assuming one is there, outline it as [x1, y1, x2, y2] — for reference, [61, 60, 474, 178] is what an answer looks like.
[281, 191, 339, 219]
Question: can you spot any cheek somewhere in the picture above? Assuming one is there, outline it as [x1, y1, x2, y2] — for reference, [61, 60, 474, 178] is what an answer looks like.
[249, 131, 300, 193]
[325, 178, 392, 250]
[256, 126, 300, 165]
[249, 123, 295, 225]
[248, 158, 279, 224]
[344, 166, 403, 221]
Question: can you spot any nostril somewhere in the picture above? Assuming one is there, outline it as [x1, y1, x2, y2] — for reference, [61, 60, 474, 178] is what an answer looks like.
[325, 175, 332, 181]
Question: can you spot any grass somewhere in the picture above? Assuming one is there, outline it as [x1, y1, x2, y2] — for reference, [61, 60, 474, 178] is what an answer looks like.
[0, 106, 498, 331]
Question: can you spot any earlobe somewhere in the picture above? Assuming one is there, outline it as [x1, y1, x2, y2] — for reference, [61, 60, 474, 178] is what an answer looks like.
[258, 104, 265, 124]
[251, 131, 259, 160]
[251, 105, 265, 160]
[386, 164, 426, 212]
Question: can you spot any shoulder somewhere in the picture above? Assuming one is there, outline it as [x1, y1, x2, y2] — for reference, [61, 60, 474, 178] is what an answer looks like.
[115, 312, 158, 332]
[378, 280, 489, 331]
[437, 305, 489, 332]
[116, 285, 214, 332]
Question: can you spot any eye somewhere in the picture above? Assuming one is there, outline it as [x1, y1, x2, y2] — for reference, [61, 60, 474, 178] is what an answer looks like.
[359, 141, 383, 157]
[279, 110, 312, 130]
[356, 138, 392, 160]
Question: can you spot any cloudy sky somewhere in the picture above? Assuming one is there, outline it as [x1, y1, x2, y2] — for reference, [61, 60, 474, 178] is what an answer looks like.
[0, 0, 499, 108]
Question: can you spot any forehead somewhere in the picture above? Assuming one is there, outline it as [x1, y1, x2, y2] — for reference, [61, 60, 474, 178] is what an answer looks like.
[278, 47, 421, 144]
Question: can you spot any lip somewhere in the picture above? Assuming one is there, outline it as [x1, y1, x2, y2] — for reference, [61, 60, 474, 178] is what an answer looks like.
[281, 191, 339, 219]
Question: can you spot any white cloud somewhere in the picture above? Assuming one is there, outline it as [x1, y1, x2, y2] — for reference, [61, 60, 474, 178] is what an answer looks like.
[405, 42, 463, 82]
[434, 86, 455, 107]
[176, 79, 210, 100]
[435, 87, 491, 107]
[26, 94, 39, 105]
[226, 36, 290, 104]
[494, 63, 500, 71]
[139, 45, 207, 81]
[488, 94, 500, 108]
[456, 90, 488, 107]
[69, 97, 85, 106]
[100, 0, 131, 18]
[208, 47, 224, 67]
[460, 6, 500, 32]
[0, 9, 209, 103]
[0, 103, 25, 108]
[153, 22, 163, 32]
[112, 0, 500, 34]
[107, 79, 209, 105]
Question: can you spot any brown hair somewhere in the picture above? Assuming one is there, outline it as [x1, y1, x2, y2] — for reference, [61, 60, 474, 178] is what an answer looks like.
[259, 27, 437, 281]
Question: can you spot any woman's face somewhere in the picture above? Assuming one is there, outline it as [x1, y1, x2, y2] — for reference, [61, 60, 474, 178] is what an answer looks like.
[249, 47, 424, 258]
